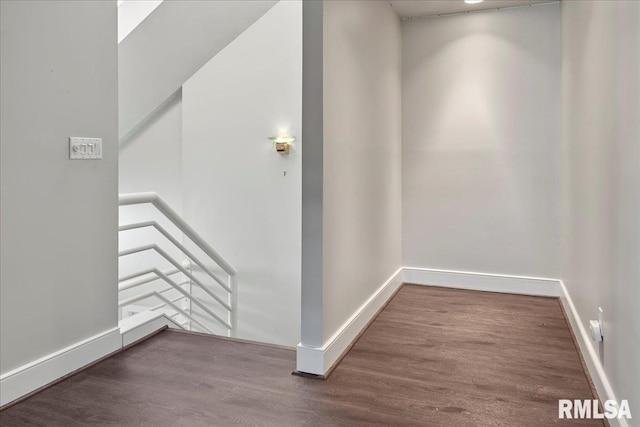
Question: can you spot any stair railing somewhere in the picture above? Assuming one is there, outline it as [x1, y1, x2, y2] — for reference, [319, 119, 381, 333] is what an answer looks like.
[118, 192, 237, 337]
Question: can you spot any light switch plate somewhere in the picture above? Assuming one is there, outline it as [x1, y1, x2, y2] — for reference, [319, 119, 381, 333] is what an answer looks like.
[69, 137, 102, 160]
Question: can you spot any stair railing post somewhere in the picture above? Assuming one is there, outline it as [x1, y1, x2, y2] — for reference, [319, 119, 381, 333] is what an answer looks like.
[181, 259, 193, 330]
[228, 274, 237, 338]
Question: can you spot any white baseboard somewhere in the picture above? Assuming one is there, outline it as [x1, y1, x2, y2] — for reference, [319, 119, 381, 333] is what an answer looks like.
[404, 267, 626, 425]
[296, 266, 624, 426]
[296, 267, 404, 376]
[0, 311, 179, 408]
[0, 327, 121, 407]
[120, 311, 182, 347]
[403, 267, 563, 297]
[1, 268, 624, 425]
[558, 280, 629, 427]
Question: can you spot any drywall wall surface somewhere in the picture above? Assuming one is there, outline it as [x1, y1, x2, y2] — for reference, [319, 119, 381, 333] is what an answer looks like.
[118, 91, 182, 211]
[322, 0, 403, 343]
[562, 0, 640, 415]
[300, 0, 325, 348]
[402, 3, 562, 279]
[118, 0, 277, 139]
[118, 91, 185, 314]
[182, 1, 302, 346]
[0, 1, 118, 373]
[117, 0, 163, 44]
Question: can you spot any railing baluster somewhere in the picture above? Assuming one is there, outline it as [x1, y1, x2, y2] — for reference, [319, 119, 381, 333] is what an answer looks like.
[118, 192, 237, 337]
[229, 274, 237, 338]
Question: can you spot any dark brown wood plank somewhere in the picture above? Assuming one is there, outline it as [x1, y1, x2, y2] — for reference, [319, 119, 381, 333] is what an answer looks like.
[0, 285, 603, 426]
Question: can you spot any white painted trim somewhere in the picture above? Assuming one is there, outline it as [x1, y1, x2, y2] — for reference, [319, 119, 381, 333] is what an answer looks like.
[401, 0, 559, 21]
[1, 311, 179, 408]
[0, 327, 121, 407]
[403, 267, 563, 297]
[558, 280, 629, 427]
[296, 267, 404, 375]
[2, 269, 625, 425]
[296, 266, 625, 426]
[120, 311, 182, 347]
[403, 267, 626, 425]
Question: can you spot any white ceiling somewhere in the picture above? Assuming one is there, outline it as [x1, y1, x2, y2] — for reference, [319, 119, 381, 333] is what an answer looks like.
[390, 0, 557, 19]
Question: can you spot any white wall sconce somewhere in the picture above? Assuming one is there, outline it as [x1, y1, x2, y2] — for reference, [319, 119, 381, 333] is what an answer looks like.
[269, 136, 295, 155]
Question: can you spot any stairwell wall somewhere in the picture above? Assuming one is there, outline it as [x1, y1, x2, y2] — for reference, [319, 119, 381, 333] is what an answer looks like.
[117, 91, 185, 315]
[118, 0, 277, 140]
[181, 0, 303, 346]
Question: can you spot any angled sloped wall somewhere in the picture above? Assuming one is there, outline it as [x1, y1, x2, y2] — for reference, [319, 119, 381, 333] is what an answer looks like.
[119, 0, 277, 140]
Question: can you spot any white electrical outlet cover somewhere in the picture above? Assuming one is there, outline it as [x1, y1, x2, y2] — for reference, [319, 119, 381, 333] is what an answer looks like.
[589, 320, 603, 342]
[597, 307, 604, 336]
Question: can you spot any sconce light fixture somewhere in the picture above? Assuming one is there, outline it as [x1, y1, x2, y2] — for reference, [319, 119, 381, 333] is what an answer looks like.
[269, 136, 296, 155]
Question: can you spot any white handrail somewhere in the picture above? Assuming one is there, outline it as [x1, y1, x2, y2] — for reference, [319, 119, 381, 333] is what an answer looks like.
[149, 295, 184, 312]
[119, 244, 232, 310]
[119, 266, 180, 286]
[119, 221, 228, 290]
[119, 290, 214, 334]
[119, 192, 237, 276]
[118, 267, 231, 330]
[119, 267, 184, 291]
[118, 191, 237, 337]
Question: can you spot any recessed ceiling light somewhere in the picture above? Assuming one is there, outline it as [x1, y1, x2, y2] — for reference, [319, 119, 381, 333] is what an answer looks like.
[465, 0, 484, 4]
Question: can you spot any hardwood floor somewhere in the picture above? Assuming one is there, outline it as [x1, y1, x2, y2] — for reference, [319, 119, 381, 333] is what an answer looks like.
[0, 285, 603, 426]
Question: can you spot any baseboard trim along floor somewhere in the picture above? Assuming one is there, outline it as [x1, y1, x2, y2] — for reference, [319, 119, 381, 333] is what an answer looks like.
[557, 280, 628, 427]
[403, 267, 563, 297]
[296, 267, 404, 376]
[0, 327, 122, 408]
[296, 266, 622, 427]
[406, 267, 624, 427]
[1, 285, 603, 426]
[0, 311, 180, 409]
[2, 267, 624, 426]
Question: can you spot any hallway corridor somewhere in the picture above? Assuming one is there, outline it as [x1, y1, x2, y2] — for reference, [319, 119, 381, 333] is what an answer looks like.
[0, 285, 602, 426]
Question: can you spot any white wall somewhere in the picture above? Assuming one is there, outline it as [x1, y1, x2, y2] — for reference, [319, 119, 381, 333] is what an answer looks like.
[181, 1, 302, 346]
[562, 0, 640, 415]
[300, 0, 324, 349]
[402, 3, 562, 279]
[118, 91, 186, 315]
[0, 1, 118, 373]
[118, 0, 277, 139]
[119, 92, 182, 209]
[117, 0, 163, 44]
[321, 0, 403, 343]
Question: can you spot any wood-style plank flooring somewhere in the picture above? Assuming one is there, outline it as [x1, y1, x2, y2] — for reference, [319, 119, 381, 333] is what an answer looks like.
[0, 285, 603, 426]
